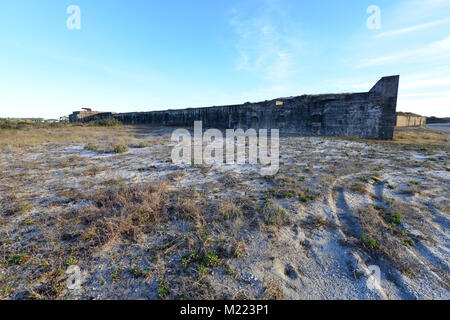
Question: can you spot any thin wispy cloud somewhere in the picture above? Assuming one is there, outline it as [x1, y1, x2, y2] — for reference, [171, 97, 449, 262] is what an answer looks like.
[400, 75, 450, 90]
[397, 96, 449, 116]
[229, 0, 302, 83]
[376, 16, 450, 38]
[360, 36, 450, 67]
[396, 72, 450, 116]
[352, 0, 450, 116]
[400, 90, 450, 97]
[4, 40, 150, 84]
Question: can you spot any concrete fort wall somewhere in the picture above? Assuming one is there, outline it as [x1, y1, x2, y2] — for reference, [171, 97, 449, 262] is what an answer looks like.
[396, 113, 426, 127]
[70, 75, 399, 140]
[68, 111, 115, 123]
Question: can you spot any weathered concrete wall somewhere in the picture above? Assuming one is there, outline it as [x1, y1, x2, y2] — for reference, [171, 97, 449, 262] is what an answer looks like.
[396, 113, 426, 127]
[70, 75, 399, 140]
[69, 111, 115, 123]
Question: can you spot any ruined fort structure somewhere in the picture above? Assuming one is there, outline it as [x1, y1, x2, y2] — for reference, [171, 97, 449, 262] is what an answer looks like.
[69, 75, 399, 140]
[68, 108, 116, 123]
[396, 112, 426, 127]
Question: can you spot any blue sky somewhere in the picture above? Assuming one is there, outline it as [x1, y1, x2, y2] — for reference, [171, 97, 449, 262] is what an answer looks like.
[0, 0, 449, 118]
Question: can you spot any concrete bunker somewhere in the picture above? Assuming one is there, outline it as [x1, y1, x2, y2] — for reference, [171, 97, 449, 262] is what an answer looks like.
[69, 75, 399, 140]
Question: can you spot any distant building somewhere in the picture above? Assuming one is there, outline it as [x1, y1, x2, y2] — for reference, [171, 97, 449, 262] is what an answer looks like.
[396, 112, 426, 127]
[2, 117, 44, 122]
[68, 108, 116, 123]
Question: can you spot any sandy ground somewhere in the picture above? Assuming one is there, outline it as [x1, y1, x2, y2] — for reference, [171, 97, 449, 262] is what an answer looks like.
[0, 126, 448, 300]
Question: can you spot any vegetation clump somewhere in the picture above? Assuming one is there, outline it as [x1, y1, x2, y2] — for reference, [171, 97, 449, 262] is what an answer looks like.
[360, 234, 378, 249]
[137, 141, 149, 148]
[84, 142, 100, 151]
[113, 144, 129, 153]
[157, 278, 170, 298]
[8, 254, 28, 265]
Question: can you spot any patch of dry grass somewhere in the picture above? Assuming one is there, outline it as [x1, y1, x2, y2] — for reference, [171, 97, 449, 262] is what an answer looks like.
[261, 199, 290, 228]
[173, 192, 205, 228]
[261, 279, 283, 300]
[0, 194, 33, 217]
[0, 124, 138, 151]
[349, 182, 367, 194]
[78, 180, 170, 246]
[333, 127, 449, 151]
[393, 127, 450, 149]
[355, 205, 419, 277]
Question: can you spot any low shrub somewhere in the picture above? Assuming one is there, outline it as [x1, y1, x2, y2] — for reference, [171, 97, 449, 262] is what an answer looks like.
[113, 144, 129, 153]
[84, 143, 100, 151]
